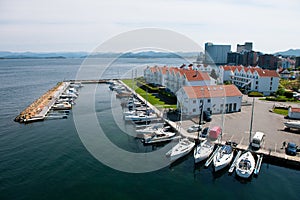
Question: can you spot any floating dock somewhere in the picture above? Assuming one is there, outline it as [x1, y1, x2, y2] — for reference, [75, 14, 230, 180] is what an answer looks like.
[228, 150, 242, 173]
[254, 155, 263, 175]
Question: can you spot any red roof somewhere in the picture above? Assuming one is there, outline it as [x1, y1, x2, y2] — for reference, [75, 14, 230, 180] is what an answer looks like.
[180, 70, 211, 81]
[182, 85, 242, 98]
[220, 65, 279, 77]
[291, 107, 300, 113]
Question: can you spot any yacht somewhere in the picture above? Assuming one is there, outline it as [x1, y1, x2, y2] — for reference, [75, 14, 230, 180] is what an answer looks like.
[166, 138, 195, 162]
[194, 139, 214, 163]
[213, 145, 234, 172]
[142, 128, 177, 144]
[235, 151, 255, 179]
[124, 114, 157, 122]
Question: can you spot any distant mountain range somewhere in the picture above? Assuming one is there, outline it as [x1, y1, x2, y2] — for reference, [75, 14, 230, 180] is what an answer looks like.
[0, 51, 198, 59]
[1, 49, 299, 59]
[274, 49, 300, 57]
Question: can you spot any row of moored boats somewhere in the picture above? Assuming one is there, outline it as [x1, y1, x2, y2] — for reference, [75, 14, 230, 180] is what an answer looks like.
[109, 81, 259, 179]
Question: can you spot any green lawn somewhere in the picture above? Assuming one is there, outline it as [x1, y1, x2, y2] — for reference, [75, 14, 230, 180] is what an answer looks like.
[273, 108, 288, 116]
[122, 79, 177, 109]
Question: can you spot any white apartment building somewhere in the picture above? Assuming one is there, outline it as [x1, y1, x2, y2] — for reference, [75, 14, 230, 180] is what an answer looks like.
[176, 85, 243, 115]
[220, 65, 280, 96]
[144, 66, 216, 94]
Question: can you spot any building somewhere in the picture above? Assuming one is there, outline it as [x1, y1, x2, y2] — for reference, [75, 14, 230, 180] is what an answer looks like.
[176, 85, 243, 115]
[258, 54, 278, 70]
[144, 66, 216, 94]
[242, 51, 258, 66]
[220, 65, 280, 95]
[288, 107, 300, 119]
[227, 52, 243, 65]
[205, 42, 231, 65]
[295, 57, 300, 69]
[237, 42, 253, 53]
[278, 68, 291, 79]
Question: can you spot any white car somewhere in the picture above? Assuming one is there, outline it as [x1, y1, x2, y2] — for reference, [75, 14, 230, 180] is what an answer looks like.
[187, 124, 202, 133]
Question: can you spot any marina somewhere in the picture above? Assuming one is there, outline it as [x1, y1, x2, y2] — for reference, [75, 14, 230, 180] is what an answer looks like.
[14, 78, 300, 172]
[2, 58, 299, 200]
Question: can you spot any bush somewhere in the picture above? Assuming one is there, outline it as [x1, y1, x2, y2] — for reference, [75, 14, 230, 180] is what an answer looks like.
[248, 91, 264, 97]
[284, 91, 293, 98]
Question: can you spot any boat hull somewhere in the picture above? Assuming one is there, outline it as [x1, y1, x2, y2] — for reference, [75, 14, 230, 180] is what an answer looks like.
[235, 151, 255, 179]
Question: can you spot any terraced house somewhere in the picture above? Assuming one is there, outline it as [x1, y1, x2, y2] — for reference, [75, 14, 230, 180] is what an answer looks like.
[220, 65, 280, 95]
[144, 66, 216, 94]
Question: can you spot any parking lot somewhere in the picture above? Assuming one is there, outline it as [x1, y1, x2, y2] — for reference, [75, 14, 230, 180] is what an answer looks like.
[181, 96, 300, 156]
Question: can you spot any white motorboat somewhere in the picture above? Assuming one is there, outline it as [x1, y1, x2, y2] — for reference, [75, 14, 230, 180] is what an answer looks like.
[194, 139, 214, 163]
[52, 102, 72, 110]
[142, 128, 177, 144]
[124, 114, 157, 122]
[213, 145, 234, 172]
[166, 138, 195, 162]
[123, 110, 145, 117]
[235, 151, 255, 179]
[136, 124, 165, 135]
[284, 121, 300, 130]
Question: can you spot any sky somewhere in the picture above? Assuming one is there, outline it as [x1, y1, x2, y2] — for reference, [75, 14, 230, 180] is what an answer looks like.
[0, 0, 299, 53]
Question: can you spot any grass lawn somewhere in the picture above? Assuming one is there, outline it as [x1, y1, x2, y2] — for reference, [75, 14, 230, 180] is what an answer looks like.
[122, 79, 177, 109]
[273, 108, 288, 116]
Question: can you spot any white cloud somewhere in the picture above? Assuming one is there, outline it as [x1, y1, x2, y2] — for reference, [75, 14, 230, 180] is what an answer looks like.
[0, 0, 299, 52]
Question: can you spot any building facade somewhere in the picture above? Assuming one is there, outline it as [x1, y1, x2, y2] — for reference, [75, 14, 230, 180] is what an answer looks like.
[237, 42, 253, 53]
[258, 54, 278, 70]
[144, 66, 216, 94]
[205, 42, 231, 65]
[220, 65, 280, 95]
[176, 85, 243, 115]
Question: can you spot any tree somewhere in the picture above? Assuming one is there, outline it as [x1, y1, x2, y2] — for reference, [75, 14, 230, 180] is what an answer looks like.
[210, 69, 218, 80]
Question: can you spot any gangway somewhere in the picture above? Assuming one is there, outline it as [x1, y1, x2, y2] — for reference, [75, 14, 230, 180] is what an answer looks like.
[228, 150, 242, 173]
[205, 146, 221, 167]
[254, 154, 263, 175]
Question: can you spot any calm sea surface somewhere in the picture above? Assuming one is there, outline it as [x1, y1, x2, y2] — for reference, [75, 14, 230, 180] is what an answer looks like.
[0, 58, 299, 200]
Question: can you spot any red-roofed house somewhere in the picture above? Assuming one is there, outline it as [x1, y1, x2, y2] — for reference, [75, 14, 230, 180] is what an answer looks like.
[144, 66, 216, 93]
[288, 107, 300, 119]
[219, 65, 280, 95]
[176, 84, 243, 115]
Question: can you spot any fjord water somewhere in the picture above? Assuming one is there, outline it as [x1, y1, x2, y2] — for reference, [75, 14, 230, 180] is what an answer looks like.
[0, 58, 299, 200]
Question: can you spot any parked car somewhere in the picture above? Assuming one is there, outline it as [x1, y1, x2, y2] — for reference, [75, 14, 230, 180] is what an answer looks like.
[203, 111, 212, 122]
[200, 127, 209, 138]
[285, 142, 298, 156]
[187, 124, 202, 133]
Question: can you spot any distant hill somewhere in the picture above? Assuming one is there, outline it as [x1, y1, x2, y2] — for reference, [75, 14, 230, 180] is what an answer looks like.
[274, 49, 300, 57]
[0, 51, 88, 59]
[0, 51, 198, 59]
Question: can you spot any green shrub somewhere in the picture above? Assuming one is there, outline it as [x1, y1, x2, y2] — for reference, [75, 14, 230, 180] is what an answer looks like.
[248, 91, 264, 97]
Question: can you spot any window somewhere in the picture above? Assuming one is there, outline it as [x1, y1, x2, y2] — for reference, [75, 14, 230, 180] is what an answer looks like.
[270, 87, 272, 90]
[271, 77, 273, 81]
[255, 86, 258, 89]
[193, 100, 196, 104]
[256, 81, 258, 84]
[192, 108, 196, 113]
[207, 108, 211, 111]
[207, 99, 211, 103]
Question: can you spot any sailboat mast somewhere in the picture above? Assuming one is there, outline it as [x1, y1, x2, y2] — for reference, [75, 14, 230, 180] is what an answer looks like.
[249, 98, 255, 144]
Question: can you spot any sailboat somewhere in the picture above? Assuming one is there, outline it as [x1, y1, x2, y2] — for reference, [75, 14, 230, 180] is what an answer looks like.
[235, 98, 256, 178]
[194, 139, 214, 163]
[213, 144, 234, 171]
[235, 151, 255, 178]
[194, 100, 215, 163]
[166, 138, 195, 162]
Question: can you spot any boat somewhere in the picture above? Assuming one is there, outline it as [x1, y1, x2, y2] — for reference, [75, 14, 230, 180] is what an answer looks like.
[166, 138, 195, 162]
[142, 127, 177, 144]
[194, 139, 215, 163]
[284, 121, 300, 130]
[123, 110, 145, 116]
[213, 145, 234, 171]
[235, 151, 255, 178]
[124, 114, 157, 122]
[52, 102, 72, 110]
[136, 124, 165, 135]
